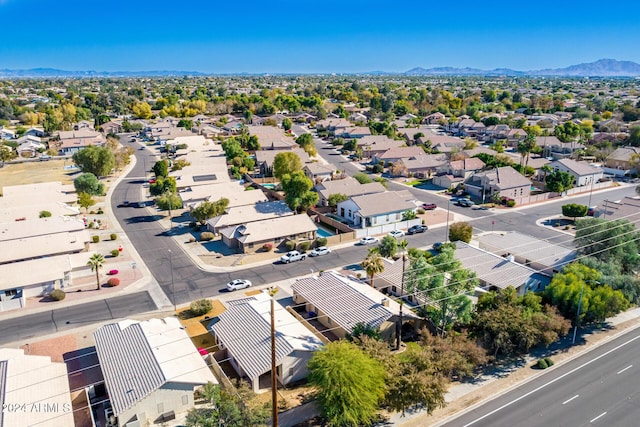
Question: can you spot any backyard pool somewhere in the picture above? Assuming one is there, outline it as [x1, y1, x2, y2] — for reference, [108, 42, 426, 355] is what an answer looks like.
[316, 225, 336, 238]
[262, 183, 276, 190]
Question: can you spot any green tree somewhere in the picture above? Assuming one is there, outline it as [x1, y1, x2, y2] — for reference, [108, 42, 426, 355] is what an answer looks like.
[72, 146, 116, 177]
[346, 322, 382, 342]
[282, 118, 292, 131]
[177, 119, 193, 130]
[545, 170, 574, 193]
[361, 249, 385, 287]
[273, 151, 302, 179]
[131, 101, 152, 119]
[353, 172, 373, 184]
[574, 218, 640, 274]
[517, 134, 537, 168]
[402, 210, 417, 221]
[280, 171, 318, 212]
[377, 235, 398, 258]
[156, 192, 183, 211]
[191, 198, 230, 225]
[327, 193, 348, 208]
[78, 192, 96, 213]
[295, 132, 317, 156]
[152, 159, 169, 178]
[87, 253, 105, 291]
[554, 121, 581, 143]
[562, 203, 588, 220]
[150, 176, 177, 196]
[74, 172, 105, 196]
[39, 210, 52, 218]
[308, 341, 385, 427]
[627, 126, 640, 147]
[221, 138, 246, 161]
[449, 222, 473, 243]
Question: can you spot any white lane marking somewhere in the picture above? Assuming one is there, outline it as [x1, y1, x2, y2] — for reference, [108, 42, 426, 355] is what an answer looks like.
[617, 365, 632, 374]
[562, 395, 579, 405]
[590, 412, 607, 423]
[463, 333, 640, 427]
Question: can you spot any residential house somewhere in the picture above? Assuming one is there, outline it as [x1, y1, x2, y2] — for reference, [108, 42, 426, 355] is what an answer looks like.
[334, 126, 372, 139]
[547, 158, 603, 187]
[422, 134, 466, 153]
[291, 271, 420, 343]
[357, 135, 405, 158]
[432, 174, 465, 190]
[206, 200, 293, 234]
[248, 125, 297, 150]
[605, 146, 640, 173]
[0, 181, 78, 222]
[348, 112, 368, 123]
[454, 241, 551, 295]
[15, 135, 45, 157]
[373, 146, 426, 165]
[478, 231, 576, 276]
[94, 318, 217, 427]
[255, 147, 310, 177]
[303, 162, 335, 183]
[465, 166, 531, 204]
[219, 214, 317, 253]
[0, 348, 74, 427]
[222, 120, 244, 134]
[25, 127, 45, 138]
[423, 112, 446, 125]
[209, 291, 324, 392]
[536, 136, 584, 160]
[315, 117, 351, 131]
[73, 120, 94, 130]
[56, 129, 105, 155]
[397, 154, 448, 178]
[483, 124, 510, 143]
[314, 176, 386, 207]
[442, 157, 486, 179]
[100, 120, 123, 134]
[506, 128, 528, 147]
[0, 127, 16, 140]
[179, 182, 268, 211]
[336, 191, 416, 228]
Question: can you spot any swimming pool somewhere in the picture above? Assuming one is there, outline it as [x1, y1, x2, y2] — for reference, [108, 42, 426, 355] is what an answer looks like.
[262, 183, 276, 190]
[316, 225, 336, 238]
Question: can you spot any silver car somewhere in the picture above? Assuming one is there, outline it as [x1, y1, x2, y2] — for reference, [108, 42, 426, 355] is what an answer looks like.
[226, 279, 252, 291]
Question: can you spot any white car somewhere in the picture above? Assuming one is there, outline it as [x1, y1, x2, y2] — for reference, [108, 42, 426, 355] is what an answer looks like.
[358, 236, 379, 245]
[280, 250, 306, 263]
[309, 246, 331, 257]
[388, 230, 405, 238]
[226, 279, 252, 291]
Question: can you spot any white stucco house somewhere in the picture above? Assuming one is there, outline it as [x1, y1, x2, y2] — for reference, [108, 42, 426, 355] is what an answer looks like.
[336, 191, 417, 228]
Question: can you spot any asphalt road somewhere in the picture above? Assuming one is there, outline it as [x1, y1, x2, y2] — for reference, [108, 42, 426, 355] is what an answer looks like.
[441, 326, 640, 427]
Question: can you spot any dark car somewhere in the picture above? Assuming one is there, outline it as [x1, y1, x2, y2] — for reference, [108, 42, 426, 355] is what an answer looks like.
[421, 203, 437, 210]
[407, 225, 428, 235]
[457, 199, 474, 207]
[133, 201, 146, 208]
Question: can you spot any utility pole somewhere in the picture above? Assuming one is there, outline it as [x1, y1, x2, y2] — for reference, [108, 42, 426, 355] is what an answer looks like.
[396, 240, 408, 351]
[269, 287, 279, 427]
[572, 282, 585, 344]
[445, 199, 452, 242]
[168, 249, 175, 312]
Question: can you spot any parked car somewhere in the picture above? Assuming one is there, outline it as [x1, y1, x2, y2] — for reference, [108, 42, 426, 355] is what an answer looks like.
[309, 246, 331, 257]
[421, 203, 437, 210]
[358, 236, 379, 245]
[457, 199, 474, 207]
[388, 230, 405, 238]
[107, 269, 119, 275]
[226, 279, 252, 291]
[280, 250, 307, 263]
[407, 225, 428, 235]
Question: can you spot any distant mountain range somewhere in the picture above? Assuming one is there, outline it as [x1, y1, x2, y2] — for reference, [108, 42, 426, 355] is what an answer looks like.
[1, 59, 640, 78]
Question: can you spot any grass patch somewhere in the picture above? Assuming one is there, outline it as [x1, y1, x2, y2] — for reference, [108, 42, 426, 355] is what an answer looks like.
[406, 179, 427, 187]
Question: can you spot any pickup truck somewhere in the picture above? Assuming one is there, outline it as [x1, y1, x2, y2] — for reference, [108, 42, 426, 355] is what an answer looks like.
[280, 250, 306, 263]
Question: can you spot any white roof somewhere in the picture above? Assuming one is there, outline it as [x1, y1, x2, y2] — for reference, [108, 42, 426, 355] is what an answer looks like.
[0, 348, 74, 427]
[0, 229, 90, 264]
[180, 182, 268, 209]
[0, 216, 85, 242]
[0, 252, 94, 291]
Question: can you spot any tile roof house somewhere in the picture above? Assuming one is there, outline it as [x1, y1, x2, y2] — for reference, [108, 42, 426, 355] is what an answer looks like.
[0, 348, 74, 427]
[94, 318, 217, 427]
[478, 231, 576, 276]
[291, 271, 420, 343]
[303, 162, 335, 183]
[336, 191, 417, 228]
[179, 182, 268, 211]
[334, 126, 372, 139]
[255, 148, 310, 177]
[443, 157, 486, 179]
[373, 146, 426, 164]
[464, 166, 531, 203]
[398, 154, 448, 178]
[454, 241, 551, 295]
[56, 129, 106, 155]
[314, 177, 386, 207]
[209, 292, 324, 392]
[219, 214, 317, 253]
[357, 135, 405, 157]
[604, 146, 640, 173]
[206, 200, 293, 234]
[248, 125, 297, 150]
[536, 136, 584, 160]
[315, 118, 351, 130]
[548, 158, 603, 187]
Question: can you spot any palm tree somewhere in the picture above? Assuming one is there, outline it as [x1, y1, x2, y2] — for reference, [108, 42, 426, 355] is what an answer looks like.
[540, 164, 553, 183]
[87, 253, 105, 290]
[361, 249, 385, 288]
[517, 134, 537, 168]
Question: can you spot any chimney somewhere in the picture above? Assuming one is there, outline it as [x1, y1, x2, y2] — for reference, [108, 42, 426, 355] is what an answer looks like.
[506, 254, 515, 262]
[381, 298, 389, 307]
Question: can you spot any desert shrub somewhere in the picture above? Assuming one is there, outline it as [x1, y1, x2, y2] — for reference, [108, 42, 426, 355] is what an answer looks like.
[92, 235, 100, 243]
[110, 233, 117, 240]
[315, 237, 327, 247]
[111, 249, 120, 257]
[506, 200, 516, 207]
[416, 208, 425, 214]
[554, 222, 561, 227]
[49, 289, 66, 301]
[190, 299, 212, 316]
[89, 210, 96, 214]
[200, 232, 214, 241]
[298, 241, 311, 252]
[537, 358, 548, 369]
[88, 222, 95, 229]
[285, 240, 297, 251]
[107, 278, 120, 287]
[39, 210, 52, 218]
[188, 236, 196, 243]
[97, 208, 104, 214]
[544, 357, 554, 367]
[262, 243, 273, 252]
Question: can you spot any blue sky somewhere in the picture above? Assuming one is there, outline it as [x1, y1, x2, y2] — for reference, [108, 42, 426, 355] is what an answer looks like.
[1, 0, 639, 73]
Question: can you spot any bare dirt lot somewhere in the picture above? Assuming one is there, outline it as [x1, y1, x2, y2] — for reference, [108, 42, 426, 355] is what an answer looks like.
[0, 159, 80, 188]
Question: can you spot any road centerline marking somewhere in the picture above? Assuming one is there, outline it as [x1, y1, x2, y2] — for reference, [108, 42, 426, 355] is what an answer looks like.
[590, 412, 607, 423]
[562, 395, 579, 405]
[617, 365, 632, 374]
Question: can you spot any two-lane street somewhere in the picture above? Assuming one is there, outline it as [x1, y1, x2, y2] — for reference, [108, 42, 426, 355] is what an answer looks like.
[442, 327, 640, 427]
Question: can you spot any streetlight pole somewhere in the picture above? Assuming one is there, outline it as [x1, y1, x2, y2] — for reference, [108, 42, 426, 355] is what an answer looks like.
[587, 176, 595, 209]
[602, 199, 608, 220]
[168, 249, 175, 312]
[396, 240, 407, 351]
[268, 287, 279, 427]
[445, 200, 452, 242]
[572, 282, 585, 344]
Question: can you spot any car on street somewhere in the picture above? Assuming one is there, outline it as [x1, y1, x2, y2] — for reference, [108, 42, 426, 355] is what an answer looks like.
[421, 203, 437, 210]
[133, 201, 146, 208]
[457, 198, 474, 207]
[226, 279, 252, 291]
[309, 246, 331, 257]
[138, 146, 145, 150]
[358, 236, 379, 245]
[388, 230, 405, 238]
[407, 225, 428, 235]
[280, 250, 307, 263]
